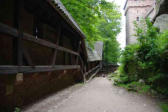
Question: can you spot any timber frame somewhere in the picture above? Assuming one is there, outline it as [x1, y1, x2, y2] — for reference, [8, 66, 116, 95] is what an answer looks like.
[0, 0, 102, 110]
[0, 0, 88, 75]
[0, 0, 102, 77]
[0, 22, 83, 74]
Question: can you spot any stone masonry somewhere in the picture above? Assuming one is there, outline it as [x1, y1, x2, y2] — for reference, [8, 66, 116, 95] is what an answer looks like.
[124, 0, 155, 45]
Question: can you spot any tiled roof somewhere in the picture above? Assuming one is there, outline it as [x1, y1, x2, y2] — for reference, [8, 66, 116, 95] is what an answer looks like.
[156, 0, 168, 16]
[146, 0, 168, 21]
[51, 0, 86, 38]
[94, 41, 103, 60]
[86, 42, 103, 62]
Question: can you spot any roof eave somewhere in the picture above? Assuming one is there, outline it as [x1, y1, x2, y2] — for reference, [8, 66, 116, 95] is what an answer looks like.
[124, 0, 128, 10]
[47, 0, 86, 39]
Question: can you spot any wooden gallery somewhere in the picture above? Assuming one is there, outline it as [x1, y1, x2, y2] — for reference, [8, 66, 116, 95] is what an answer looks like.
[0, 0, 103, 110]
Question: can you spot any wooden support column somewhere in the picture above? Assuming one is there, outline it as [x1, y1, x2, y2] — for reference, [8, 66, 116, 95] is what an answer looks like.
[17, 32, 23, 66]
[75, 41, 86, 81]
[65, 53, 69, 65]
[76, 41, 81, 65]
[69, 54, 72, 65]
[23, 47, 33, 65]
[59, 33, 67, 65]
[13, 0, 23, 66]
[51, 23, 62, 65]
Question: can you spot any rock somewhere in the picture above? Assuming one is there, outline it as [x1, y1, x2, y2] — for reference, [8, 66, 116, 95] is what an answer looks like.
[154, 14, 168, 32]
[139, 79, 145, 84]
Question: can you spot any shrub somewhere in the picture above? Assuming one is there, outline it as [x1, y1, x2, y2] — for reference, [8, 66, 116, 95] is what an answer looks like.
[116, 19, 168, 95]
[160, 103, 168, 112]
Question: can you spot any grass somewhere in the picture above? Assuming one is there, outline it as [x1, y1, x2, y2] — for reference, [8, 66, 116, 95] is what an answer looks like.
[160, 103, 168, 112]
[14, 107, 21, 112]
[108, 71, 152, 94]
[109, 71, 168, 112]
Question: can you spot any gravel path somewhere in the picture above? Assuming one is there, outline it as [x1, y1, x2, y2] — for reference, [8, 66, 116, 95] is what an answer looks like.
[24, 77, 161, 112]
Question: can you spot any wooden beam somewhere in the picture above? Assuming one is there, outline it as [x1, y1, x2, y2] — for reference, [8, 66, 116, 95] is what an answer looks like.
[46, 0, 86, 39]
[17, 32, 23, 66]
[88, 67, 101, 82]
[0, 65, 80, 74]
[13, 0, 23, 66]
[76, 41, 81, 64]
[51, 24, 62, 65]
[0, 23, 79, 56]
[79, 56, 84, 67]
[79, 56, 85, 73]
[22, 47, 33, 65]
[69, 54, 72, 65]
[84, 65, 100, 76]
[23, 33, 79, 55]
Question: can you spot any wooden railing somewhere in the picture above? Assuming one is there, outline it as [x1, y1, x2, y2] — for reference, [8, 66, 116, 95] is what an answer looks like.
[84, 65, 100, 77]
[0, 65, 80, 74]
[0, 23, 79, 56]
[0, 22, 101, 83]
[0, 23, 84, 74]
[83, 65, 101, 82]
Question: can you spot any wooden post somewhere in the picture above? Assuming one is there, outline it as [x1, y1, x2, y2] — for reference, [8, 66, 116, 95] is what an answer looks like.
[69, 54, 72, 65]
[65, 52, 68, 65]
[51, 23, 62, 65]
[13, 0, 23, 66]
[76, 41, 81, 65]
[23, 47, 33, 65]
[83, 65, 86, 83]
[17, 32, 23, 66]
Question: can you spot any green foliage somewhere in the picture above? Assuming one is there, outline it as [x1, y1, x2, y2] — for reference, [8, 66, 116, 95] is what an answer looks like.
[116, 19, 168, 95]
[109, 71, 150, 93]
[104, 39, 120, 64]
[14, 107, 21, 112]
[119, 44, 139, 81]
[160, 103, 168, 112]
[60, 0, 121, 64]
[124, 81, 150, 93]
[108, 70, 129, 84]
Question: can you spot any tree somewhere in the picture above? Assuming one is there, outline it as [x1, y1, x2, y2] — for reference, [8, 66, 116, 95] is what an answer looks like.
[61, 0, 121, 64]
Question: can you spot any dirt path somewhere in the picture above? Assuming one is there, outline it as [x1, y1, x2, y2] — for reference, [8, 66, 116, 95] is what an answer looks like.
[24, 77, 161, 112]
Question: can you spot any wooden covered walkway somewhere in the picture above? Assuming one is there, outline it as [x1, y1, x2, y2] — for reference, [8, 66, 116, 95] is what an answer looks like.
[0, 0, 103, 111]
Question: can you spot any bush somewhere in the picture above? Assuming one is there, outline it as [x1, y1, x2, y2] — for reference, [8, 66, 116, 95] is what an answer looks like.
[116, 19, 168, 95]
[119, 44, 139, 81]
[160, 103, 168, 112]
[14, 107, 21, 112]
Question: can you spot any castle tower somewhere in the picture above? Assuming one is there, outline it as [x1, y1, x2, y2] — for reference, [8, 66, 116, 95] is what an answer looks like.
[124, 0, 155, 45]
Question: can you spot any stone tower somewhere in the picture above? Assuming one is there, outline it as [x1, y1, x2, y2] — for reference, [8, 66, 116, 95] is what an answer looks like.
[124, 0, 155, 45]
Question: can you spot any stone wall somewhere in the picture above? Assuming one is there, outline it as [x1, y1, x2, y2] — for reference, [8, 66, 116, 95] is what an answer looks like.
[125, 0, 155, 45]
[154, 14, 168, 32]
[145, 6, 156, 21]
[125, 0, 154, 10]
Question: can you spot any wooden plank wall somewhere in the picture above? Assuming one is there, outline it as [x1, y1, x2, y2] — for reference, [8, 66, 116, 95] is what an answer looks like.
[0, 0, 86, 74]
